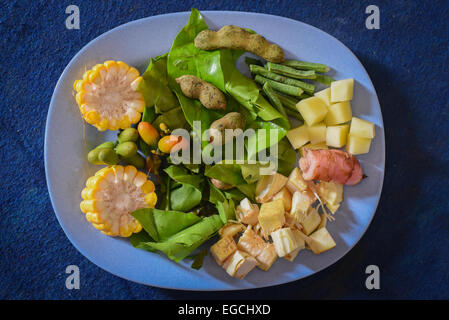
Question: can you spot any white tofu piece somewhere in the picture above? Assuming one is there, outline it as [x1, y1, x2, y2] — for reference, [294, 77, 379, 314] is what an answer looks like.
[222, 250, 258, 279]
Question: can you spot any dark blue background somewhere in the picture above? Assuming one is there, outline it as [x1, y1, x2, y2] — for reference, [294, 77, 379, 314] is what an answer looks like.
[1, 0, 448, 299]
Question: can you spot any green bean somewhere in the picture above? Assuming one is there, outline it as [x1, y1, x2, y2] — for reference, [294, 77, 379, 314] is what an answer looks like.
[117, 128, 139, 144]
[314, 73, 335, 86]
[254, 75, 304, 97]
[262, 82, 288, 120]
[282, 60, 330, 73]
[266, 62, 316, 79]
[115, 141, 138, 158]
[250, 65, 315, 94]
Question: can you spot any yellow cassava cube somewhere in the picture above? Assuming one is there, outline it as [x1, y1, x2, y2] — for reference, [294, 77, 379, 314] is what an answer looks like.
[286, 124, 310, 149]
[299, 142, 328, 157]
[346, 134, 371, 155]
[296, 96, 328, 126]
[326, 124, 350, 148]
[307, 122, 327, 144]
[258, 199, 285, 237]
[330, 78, 354, 102]
[350, 117, 375, 139]
[324, 101, 352, 125]
[314, 88, 331, 106]
[308, 227, 336, 254]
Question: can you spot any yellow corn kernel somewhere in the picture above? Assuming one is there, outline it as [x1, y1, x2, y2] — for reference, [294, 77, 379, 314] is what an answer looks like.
[96, 119, 109, 131]
[85, 111, 100, 124]
[118, 115, 131, 129]
[144, 193, 157, 207]
[141, 180, 155, 194]
[133, 171, 148, 187]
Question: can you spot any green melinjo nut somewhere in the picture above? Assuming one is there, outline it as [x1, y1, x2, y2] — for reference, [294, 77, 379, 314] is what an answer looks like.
[95, 141, 115, 149]
[117, 128, 139, 144]
[87, 148, 103, 165]
[98, 148, 119, 165]
[122, 153, 145, 169]
[115, 141, 138, 158]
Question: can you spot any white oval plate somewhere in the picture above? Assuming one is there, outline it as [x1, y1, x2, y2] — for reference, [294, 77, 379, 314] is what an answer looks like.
[45, 11, 385, 290]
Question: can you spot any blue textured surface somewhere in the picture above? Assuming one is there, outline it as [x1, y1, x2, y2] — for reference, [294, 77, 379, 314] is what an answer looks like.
[1, 0, 448, 299]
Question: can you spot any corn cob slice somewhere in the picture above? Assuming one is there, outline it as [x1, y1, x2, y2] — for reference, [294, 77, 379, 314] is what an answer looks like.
[80, 165, 157, 237]
[74, 61, 145, 131]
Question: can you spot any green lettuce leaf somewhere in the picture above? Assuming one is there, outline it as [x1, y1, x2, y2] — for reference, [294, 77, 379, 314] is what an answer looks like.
[131, 208, 201, 242]
[140, 215, 223, 262]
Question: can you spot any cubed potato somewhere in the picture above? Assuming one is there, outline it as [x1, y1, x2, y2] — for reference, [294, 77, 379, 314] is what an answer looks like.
[314, 88, 331, 106]
[258, 199, 285, 237]
[324, 101, 352, 125]
[325, 124, 349, 148]
[349, 117, 375, 139]
[317, 181, 343, 206]
[296, 96, 328, 126]
[223, 250, 258, 279]
[307, 122, 327, 144]
[346, 134, 371, 155]
[300, 207, 321, 235]
[272, 187, 292, 212]
[210, 235, 238, 265]
[330, 78, 354, 102]
[308, 228, 336, 254]
[299, 142, 328, 157]
[286, 124, 310, 149]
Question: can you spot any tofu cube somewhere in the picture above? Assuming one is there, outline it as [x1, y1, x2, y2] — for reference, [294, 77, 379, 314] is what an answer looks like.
[350, 117, 375, 139]
[286, 167, 309, 194]
[296, 96, 328, 126]
[284, 229, 306, 261]
[255, 172, 288, 203]
[326, 124, 350, 148]
[314, 88, 331, 106]
[286, 124, 310, 149]
[270, 228, 299, 257]
[291, 191, 315, 217]
[299, 142, 328, 157]
[219, 222, 245, 238]
[330, 78, 354, 102]
[223, 250, 258, 279]
[346, 134, 371, 155]
[272, 187, 292, 212]
[210, 235, 238, 265]
[324, 101, 352, 125]
[258, 199, 285, 237]
[307, 122, 327, 144]
[308, 228, 336, 254]
[236, 198, 259, 225]
[237, 226, 278, 271]
[300, 207, 321, 235]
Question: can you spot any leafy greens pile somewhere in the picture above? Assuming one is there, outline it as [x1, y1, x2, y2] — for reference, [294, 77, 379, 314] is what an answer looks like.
[129, 8, 297, 268]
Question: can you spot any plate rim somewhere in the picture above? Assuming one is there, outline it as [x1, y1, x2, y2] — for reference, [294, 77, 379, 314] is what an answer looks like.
[44, 10, 385, 291]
